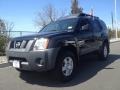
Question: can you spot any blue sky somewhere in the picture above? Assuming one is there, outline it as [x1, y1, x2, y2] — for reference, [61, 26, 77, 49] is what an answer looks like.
[0, 0, 120, 33]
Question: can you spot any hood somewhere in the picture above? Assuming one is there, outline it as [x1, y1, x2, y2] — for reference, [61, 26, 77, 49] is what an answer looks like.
[12, 31, 73, 41]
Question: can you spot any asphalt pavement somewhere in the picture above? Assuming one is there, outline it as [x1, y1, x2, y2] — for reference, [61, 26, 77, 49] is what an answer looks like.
[0, 42, 120, 90]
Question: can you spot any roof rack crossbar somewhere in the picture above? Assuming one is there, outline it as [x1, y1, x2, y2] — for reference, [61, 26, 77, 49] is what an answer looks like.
[78, 13, 99, 19]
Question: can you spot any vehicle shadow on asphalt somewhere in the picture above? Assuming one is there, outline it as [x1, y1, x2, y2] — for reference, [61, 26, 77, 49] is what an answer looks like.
[19, 54, 120, 87]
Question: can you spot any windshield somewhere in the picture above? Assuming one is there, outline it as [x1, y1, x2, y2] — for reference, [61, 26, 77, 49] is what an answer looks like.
[39, 18, 79, 33]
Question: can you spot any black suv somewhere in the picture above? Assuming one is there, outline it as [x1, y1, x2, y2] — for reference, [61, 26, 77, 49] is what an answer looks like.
[6, 13, 110, 81]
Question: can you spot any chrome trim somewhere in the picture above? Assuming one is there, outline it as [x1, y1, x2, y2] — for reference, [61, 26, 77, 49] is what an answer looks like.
[9, 60, 29, 65]
[37, 64, 43, 67]
[21, 62, 29, 65]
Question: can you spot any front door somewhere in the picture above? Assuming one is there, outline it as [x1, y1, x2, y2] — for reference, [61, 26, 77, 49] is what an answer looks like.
[76, 18, 95, 55]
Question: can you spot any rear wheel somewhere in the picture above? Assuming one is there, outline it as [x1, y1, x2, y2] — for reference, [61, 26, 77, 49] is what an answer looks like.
[55, 51, 77, 82]
[98, 42, 109, 61]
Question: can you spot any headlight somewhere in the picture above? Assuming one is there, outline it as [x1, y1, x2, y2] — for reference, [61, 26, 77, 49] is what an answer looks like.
[33, 38, 49, 51]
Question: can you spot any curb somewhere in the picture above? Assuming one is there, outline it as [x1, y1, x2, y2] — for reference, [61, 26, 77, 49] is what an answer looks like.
[0, 63, 11, 68]
[110, 39, 120, 43]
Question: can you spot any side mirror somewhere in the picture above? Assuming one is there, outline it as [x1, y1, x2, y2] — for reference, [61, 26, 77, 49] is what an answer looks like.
[81, 24, 89, 31]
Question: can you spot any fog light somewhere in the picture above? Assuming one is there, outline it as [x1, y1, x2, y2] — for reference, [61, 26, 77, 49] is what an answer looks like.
[36, 58, 45, 67]
[40, 59, 45, 65]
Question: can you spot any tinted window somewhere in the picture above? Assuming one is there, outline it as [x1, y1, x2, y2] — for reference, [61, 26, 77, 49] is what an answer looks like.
[92, 20, 101, 32]
[99, 20, 107, 30]
[79, 19, 91, 32]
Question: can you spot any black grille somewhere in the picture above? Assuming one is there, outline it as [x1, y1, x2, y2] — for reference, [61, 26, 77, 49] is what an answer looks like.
[10, 41, 14, 48]
[10, 40, 29, 49]
[9, 57, 27, 62]
[15, 41, 22, 48]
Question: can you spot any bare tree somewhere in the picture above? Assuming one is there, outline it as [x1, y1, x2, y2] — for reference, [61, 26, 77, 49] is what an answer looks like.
[0, 19, 14, 37]
[5, 21, 14, 37]
[35, 4, 57, 28]
[35, 4, 66, 29]
[0, 19, 6, 34]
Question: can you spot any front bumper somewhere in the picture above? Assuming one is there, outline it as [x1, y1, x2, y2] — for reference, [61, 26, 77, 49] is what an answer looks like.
[6, 48, 59, 72]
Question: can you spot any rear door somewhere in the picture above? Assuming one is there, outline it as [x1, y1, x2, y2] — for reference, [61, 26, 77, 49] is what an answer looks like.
[77, 18, 95, 55]
[91, 20, 103, 49]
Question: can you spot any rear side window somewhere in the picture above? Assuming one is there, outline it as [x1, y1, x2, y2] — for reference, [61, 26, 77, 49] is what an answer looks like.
[92, 20, 101, 32]
[99, 20, 107, 30]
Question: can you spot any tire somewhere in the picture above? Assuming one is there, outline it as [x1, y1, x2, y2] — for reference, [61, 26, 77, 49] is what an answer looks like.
[16, 68, 23, 71]
[98, 42, 109, 61]
[55, 51, 77, 82]
[15, 68, 28, 73]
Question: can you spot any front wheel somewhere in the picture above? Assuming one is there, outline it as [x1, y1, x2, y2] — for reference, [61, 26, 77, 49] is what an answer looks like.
[55, 51, 77, 82]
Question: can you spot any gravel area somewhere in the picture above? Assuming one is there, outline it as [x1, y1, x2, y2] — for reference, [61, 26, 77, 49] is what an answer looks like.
[0, 56, 8, 64]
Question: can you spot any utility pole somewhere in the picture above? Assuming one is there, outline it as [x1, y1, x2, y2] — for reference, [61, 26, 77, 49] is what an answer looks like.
[111, 12, 114, 29]
[90, 8, 94, 16]
[115, 0, 118, 38]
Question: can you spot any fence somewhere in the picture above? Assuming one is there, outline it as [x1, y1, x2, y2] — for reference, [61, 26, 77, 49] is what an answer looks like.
[1, 30, 38, 38]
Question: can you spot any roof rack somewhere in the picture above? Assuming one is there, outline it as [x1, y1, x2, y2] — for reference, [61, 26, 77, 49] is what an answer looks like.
[79, 13, 91, 16]
[78, 13, 99, 19]
[58, 13, 99, 21]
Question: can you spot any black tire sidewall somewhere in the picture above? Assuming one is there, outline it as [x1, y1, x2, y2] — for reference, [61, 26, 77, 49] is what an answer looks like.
[56, 51, 77, 82]
[100, 43, 109, 60]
